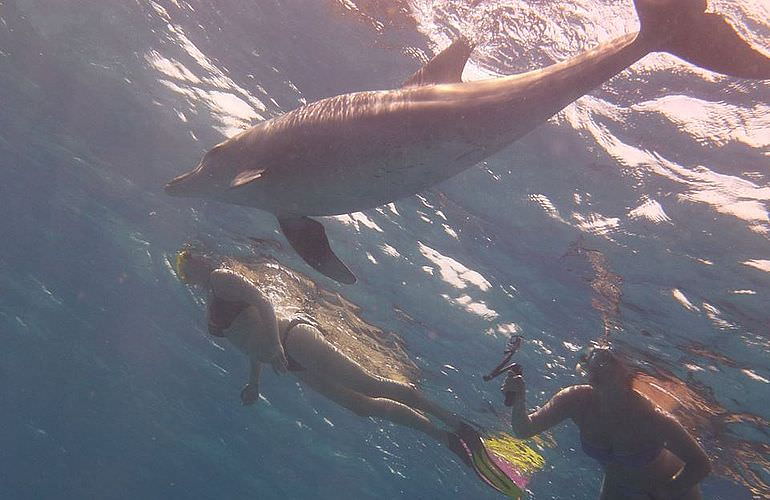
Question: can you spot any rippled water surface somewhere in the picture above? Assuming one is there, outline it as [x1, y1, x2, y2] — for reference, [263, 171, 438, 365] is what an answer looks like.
[1, 0, 768, 498]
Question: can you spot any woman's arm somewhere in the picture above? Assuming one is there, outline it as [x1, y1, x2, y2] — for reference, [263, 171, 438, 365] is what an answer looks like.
[210, 268, 269, 306]
[503, 373, 589, 438]
[209, 268, 287, 371]
[241, 362, 261, 406]
[653, 409, 712, 498]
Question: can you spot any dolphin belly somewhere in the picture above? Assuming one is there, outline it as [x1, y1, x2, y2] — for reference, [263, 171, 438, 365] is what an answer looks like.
[226, 138, 486, 216]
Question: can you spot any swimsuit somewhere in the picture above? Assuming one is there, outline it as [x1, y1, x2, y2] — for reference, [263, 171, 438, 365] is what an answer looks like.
[581, 436, 662, 467]
[207, 297, 248, 337]
[582, 437, 665, 498]
[207, 296, 315, 372]
[279, 315, 322, 372]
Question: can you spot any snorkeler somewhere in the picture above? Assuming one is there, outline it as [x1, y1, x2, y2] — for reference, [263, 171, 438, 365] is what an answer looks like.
[501, 346, 711, 499]
[173, 248, 520, 491]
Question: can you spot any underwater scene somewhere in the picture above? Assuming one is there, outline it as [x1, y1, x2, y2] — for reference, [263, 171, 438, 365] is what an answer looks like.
[1, 0, 768, 498]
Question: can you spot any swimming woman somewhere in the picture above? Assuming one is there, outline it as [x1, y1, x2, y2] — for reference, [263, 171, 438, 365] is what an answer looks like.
[173, 248, 497, 477]
[502, 346, 711, 499]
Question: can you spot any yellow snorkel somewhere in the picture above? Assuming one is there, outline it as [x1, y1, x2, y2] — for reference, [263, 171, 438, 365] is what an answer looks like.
[175, 248, 191, 283]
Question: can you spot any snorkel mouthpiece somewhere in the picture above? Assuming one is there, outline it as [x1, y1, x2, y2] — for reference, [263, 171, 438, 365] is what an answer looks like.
[576, 345, 613, 376]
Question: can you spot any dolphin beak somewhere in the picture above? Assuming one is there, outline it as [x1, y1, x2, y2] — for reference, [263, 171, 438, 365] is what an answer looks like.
[164, 170, 195, 196]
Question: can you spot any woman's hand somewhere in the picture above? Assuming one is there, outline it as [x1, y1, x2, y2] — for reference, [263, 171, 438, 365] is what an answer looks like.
[502, 371, 525, 401]
[241, 383, 260, 406]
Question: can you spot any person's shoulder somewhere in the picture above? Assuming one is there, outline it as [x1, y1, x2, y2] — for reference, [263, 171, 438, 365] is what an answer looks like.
[632, 388, 665, 415]
[210, 267, 258, 290]
[555, 384, 594, 403]
[209, 266, 268, 304]
[564, 384, 593, 395]
[548, 385, 593, 421]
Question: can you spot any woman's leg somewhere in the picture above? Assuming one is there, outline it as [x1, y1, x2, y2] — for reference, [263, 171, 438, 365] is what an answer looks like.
[285, 323, 461, 429]
[299, 372, 447, 443]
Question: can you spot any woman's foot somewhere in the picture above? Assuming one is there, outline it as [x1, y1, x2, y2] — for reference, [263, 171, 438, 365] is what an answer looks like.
[446, 431, 473, 468]
[453, 423, 525, 498]
[446, 422, 493, 469]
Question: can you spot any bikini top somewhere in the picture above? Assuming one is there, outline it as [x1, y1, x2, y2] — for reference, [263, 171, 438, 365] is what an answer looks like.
[208, 297, 249, 337]
[581, 436, 662, 467]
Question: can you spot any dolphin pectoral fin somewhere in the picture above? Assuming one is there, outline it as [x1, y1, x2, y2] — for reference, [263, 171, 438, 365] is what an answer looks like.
[402, 36, 476, 87]
[278, 216, 357, 285]
[229, 169, 266, 189]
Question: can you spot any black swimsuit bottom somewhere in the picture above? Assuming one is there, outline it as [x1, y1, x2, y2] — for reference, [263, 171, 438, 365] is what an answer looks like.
[207, 296, 307, 372]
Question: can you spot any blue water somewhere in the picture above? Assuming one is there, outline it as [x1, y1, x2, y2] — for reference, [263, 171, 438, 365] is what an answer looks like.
[1, 0, 768, 498]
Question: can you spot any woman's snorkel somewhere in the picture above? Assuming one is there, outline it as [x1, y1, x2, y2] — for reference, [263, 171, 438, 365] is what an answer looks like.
[175, 249, 192, 283]
[484, 335, 523, 407]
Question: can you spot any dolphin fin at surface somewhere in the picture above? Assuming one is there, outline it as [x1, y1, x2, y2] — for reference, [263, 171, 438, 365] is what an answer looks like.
[277, 216, 357, 285]
[229, 169, 266, 189]
[402, 36, 476, 87]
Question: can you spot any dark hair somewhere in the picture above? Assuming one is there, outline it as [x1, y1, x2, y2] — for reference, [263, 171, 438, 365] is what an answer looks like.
[580, 345, 635, 390]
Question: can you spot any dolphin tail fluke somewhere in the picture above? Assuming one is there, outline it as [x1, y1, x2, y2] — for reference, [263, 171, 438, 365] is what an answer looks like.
[277, 216, 357, 285]
[635, 0, 770, 79]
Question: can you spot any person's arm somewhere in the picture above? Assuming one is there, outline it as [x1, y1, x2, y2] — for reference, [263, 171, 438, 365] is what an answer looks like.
[652, 409, 711, 498]
[240, 360, 262, 406]
[503, 372, 589, 438]
[209, 268, 288, 372]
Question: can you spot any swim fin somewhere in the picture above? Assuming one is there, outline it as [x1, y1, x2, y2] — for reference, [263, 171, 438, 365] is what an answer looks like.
[456, 423, 525, 498]
[447, 431, 474, 469]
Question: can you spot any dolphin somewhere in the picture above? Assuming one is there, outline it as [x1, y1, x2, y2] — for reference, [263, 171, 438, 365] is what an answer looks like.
[165, 0, 770, 284]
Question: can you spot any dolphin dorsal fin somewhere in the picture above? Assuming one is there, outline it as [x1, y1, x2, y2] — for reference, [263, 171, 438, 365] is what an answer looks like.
[402, 36, 476, 87]
[229, 168, 266, 189]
